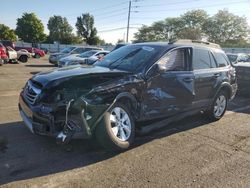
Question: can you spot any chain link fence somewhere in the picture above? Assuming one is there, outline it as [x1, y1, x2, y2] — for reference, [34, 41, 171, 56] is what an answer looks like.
[15, 41, 250, 54]
[15, 41, 115, 53]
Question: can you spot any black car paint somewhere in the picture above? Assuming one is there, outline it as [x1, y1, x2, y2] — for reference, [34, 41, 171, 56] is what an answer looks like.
[19, 42, 237, 142]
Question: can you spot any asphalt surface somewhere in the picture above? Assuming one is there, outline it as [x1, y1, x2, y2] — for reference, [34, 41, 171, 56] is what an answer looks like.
[0, 56, 250, 188]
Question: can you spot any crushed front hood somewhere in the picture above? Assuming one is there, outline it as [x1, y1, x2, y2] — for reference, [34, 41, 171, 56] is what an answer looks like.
[31, 65, 129, 87]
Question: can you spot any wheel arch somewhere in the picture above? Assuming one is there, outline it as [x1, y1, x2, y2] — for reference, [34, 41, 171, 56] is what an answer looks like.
[215, 82, 232, 99]
[115, 92, 138, 117]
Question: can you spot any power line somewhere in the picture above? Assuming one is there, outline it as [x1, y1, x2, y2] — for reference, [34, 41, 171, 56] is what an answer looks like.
[87, 1, 128, 13]
[133, 0, 202, 8]
[90, 8, 128, 18]
[133, 0, 249, 13]
[98, 27, 139, 33]
[63, 1, 128, 17]
[94, 11, 128, 21]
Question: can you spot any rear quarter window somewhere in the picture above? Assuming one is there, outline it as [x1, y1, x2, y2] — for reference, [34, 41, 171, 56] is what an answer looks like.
[213, 52, 229, 67]
[193, 48, 211, 70]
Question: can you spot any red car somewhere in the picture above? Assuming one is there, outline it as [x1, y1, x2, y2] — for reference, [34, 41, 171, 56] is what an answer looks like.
[33, 48, 45, 58]
[0, 42, 9, 63]
[15, 46, 45, 58]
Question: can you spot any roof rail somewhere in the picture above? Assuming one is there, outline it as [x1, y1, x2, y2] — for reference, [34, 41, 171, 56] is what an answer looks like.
[169, 39, 221, 49]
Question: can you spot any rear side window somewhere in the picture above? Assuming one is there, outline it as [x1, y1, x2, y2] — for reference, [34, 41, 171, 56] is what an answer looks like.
[213, 52, 229, 67]
[193, 49, 211, 70]
[74, 48, 87, 53]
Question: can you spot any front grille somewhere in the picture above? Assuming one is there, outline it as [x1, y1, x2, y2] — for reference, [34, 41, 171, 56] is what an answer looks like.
[24, 81, 41, 105]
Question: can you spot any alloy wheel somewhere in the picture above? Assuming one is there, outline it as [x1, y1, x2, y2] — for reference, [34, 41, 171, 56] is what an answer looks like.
[110, 107, 132, 141]
[214, 95, 227, 117]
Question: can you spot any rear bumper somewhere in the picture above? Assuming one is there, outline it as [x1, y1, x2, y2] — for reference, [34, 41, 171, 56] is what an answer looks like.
[49, 58, 58, 65]
[230, 83, 238, 99]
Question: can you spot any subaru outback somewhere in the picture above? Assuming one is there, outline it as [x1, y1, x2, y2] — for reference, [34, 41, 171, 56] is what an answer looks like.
[19, 40, 237, 151]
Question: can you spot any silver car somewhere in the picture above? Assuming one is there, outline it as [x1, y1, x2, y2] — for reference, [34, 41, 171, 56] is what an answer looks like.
[58, 50, 109, 67]
[49, 46, 103, 65]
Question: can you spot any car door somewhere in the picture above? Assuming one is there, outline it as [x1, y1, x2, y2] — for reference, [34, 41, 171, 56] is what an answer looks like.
[192, 48, 220, 107]
[142, 47, 195, 120]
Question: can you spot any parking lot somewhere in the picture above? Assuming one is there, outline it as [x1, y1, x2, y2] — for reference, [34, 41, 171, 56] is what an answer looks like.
[1, 56, 250, 187]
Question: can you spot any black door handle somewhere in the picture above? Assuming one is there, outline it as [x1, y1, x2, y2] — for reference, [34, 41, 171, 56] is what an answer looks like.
[183, 77, 194, 82]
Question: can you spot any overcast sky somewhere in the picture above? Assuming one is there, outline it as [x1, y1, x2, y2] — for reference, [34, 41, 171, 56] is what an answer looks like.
[0, 0, 249, 44]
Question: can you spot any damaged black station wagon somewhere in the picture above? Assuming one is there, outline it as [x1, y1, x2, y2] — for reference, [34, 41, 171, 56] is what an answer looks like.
[19, 40, 237, 151]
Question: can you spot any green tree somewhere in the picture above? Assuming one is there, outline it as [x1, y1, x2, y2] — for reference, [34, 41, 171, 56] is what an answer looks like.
[117, 39, 125, 43]
[177, 28, 202, 40]
[47, 15, 78, 44]
[175, 9, 208, 40]
[0, 24, 17, 41]
[181, 9, 208, 29]
[75, 13, 99, 45]
[134, 9, 250, 46]
[203, 10, 249, 43]
[16, 13, 46, 43]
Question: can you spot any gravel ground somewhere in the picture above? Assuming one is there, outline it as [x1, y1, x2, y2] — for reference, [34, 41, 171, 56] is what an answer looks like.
[0, 56, 250, 188]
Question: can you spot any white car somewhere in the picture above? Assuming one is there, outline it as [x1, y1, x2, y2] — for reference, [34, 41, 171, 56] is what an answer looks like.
[6, 47, 18, 63]
[58, 50, 110, 67]
[17, 49, 32, 63]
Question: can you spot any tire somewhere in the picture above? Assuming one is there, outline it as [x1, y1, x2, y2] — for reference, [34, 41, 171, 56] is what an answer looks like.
[18, 55, 28, 63]
[206, 90, 228, 121]
[95, 102, 135, 151]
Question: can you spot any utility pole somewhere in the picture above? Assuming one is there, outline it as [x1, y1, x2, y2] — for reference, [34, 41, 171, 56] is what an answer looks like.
[126, 0, 131, 43]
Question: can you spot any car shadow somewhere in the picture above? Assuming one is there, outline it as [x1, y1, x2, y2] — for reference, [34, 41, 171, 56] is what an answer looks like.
[25, 64, 55, 68]
[30, 71, 41, 75]
[0, 113, 211, 185]
[227, 95, 250, 114]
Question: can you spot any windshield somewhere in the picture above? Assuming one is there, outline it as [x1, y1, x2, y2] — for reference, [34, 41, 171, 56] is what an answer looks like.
[78, 50, 98, 58]
[60, 47, 75, 53]
[94, 45, 165, 72]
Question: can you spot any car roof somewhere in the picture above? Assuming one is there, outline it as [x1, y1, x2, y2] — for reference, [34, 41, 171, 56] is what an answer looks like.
[73, 46, 102, 49]
[133, 40, 222, 51]
[96, 50, 110, 53]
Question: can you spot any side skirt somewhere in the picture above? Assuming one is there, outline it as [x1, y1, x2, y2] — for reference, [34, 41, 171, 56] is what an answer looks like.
[137, 109, 203, 135]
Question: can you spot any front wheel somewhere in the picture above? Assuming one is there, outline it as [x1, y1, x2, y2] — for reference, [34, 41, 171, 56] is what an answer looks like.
[19, 55, 28, 63]
[95, 102, 135, 151]
[206, 91, 228, 121]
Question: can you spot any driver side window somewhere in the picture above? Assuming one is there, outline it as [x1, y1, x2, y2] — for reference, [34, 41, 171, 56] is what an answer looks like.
[158, 48, 187, 71]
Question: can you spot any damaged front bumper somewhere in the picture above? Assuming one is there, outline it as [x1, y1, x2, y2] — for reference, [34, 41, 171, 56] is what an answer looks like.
[18, 94, 92, 140]
[18, 93, 114, 143]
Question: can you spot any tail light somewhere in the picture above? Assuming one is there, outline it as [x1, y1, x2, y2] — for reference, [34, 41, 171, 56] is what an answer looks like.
[230, 67, 236, 76]
[228, 67, 236, 79]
